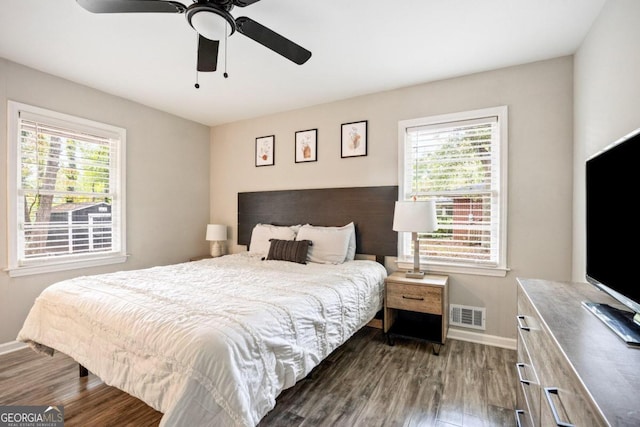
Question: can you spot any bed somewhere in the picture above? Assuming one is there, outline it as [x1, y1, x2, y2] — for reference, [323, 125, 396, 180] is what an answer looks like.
[17, 186, 398, 427]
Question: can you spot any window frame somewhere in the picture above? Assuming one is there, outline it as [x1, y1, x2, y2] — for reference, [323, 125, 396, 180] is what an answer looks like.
[6, 101, 127, 277]
[397, 106, 509, 277]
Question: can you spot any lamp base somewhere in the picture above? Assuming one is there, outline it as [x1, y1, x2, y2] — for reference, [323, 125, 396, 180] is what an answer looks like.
[405, 271, 425, 279]
[406, 232, 424, 279]
[210, 241, 225, 258]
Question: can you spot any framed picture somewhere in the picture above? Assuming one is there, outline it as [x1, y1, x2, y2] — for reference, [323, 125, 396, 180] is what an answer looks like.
[341, 120, 367, 158]
[295, 129, 318, 163]
[255, 135, 275, 167]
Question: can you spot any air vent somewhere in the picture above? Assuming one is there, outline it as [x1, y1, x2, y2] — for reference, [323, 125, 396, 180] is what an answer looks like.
[450, 304, 486, 330]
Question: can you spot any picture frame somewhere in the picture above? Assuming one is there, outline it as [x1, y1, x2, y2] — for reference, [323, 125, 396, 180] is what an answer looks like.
[255, 135, 275, 167]
[341, 120, 368, 158]
[295, 129, 318, 163]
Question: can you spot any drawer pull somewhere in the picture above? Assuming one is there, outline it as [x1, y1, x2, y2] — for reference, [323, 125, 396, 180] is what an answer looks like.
[402, 295, 424, 301]
[515, 363, 531, 385]
[544, 387, 575, 427]
[515, 409, 525, 427]
[516, 315, 530, 331]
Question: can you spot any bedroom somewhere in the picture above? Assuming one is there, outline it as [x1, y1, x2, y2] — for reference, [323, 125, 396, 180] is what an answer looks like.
[1, 0, 639, 426]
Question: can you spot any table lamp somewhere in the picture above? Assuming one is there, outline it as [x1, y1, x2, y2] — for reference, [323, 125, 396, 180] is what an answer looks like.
[392, 200, 438, 278]
[206, 224, 227, 257]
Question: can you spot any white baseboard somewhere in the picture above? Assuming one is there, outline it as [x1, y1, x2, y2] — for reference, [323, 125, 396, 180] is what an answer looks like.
[447, 327, 517, 350]
[0, 340, 28, 356]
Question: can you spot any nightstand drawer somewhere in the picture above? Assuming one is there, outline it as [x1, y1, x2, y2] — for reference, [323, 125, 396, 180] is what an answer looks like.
[386, 283, 442, 315]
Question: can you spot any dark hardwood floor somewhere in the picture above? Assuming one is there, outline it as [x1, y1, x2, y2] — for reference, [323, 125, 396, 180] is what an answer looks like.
[0, 327, 516, 426]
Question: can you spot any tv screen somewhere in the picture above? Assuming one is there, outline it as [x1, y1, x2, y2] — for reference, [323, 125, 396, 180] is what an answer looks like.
[586, 127, 640, 345]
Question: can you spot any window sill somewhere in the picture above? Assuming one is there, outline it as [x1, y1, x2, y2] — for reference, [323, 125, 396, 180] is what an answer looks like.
[5, 254, 129, 278]
[396, 260, 509, 278]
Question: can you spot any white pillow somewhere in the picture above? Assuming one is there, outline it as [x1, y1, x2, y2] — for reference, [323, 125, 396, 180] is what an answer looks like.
[344, 222, 356, 262]
[249, 224, 298, 256]
[296, 223, 353, 264]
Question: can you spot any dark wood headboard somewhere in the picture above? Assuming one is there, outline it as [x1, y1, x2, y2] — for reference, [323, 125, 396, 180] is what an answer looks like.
[238, 186, 398, 262]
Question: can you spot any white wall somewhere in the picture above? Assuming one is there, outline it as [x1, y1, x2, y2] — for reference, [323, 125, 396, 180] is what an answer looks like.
[573, 0, 640, 281]
[211, 57, 574, 341]
[0, 59, 211, 344]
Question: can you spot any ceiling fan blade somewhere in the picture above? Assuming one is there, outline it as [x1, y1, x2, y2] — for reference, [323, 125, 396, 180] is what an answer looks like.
[235, 16, 311, 65]
[233, 0, 262, 7]
[76, 0, 186, 13]
[197, 35, 219, 72]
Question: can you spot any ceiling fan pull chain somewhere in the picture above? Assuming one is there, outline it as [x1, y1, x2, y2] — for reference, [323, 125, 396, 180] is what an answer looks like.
[194, 33, 200, 88]
[224, 22, 229, 79]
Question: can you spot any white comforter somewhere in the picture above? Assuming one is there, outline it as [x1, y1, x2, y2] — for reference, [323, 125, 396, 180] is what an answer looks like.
[17, 253, 386, 426]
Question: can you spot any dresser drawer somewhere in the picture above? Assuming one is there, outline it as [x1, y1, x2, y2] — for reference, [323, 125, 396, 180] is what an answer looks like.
[516, 332, 540, 427]
[386, 282, 442, 314]
[536, 330, 606, 427]
[516, 287, 544, 371]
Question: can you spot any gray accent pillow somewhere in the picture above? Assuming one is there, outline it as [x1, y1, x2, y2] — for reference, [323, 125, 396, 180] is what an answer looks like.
[265, 239, 312, 264]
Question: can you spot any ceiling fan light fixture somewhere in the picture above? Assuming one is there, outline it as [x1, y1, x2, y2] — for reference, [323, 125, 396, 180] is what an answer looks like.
[187, 6, 236, 41]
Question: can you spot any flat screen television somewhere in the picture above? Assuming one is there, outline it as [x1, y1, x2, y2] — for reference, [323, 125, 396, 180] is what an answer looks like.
[585, 127, 640, 347]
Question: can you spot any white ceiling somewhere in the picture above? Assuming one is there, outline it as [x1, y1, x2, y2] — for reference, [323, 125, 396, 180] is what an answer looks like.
[0, 0, 606, 127]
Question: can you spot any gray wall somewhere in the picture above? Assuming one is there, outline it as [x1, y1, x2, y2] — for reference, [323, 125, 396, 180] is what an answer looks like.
[210, 56, 575, 341]
[0, 59, 211, 345]
[11, 0, 634, 345]
[572, 0, 640, 281]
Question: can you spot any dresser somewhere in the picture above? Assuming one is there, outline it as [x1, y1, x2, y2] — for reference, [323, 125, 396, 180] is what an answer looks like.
[516, 278, 640, 427]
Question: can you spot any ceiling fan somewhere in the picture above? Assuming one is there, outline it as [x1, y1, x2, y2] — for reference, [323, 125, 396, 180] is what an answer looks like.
[76, 0, 312, 76]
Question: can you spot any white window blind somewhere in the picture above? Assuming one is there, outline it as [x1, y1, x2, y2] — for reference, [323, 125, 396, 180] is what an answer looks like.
[7, 101, 127, 276]
[398, 106, 507, 274]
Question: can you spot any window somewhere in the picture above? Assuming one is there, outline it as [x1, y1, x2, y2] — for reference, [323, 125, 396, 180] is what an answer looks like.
[6, 101, 127, 277]
[397, 106, 508, 276]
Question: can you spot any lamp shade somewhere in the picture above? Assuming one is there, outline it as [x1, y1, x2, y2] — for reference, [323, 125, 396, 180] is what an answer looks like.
[392, 200, 437, 232]
[206, 224, 227, 241]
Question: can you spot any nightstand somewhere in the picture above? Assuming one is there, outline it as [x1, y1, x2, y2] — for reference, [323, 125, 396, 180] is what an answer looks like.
[384, 271, 449, 354]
